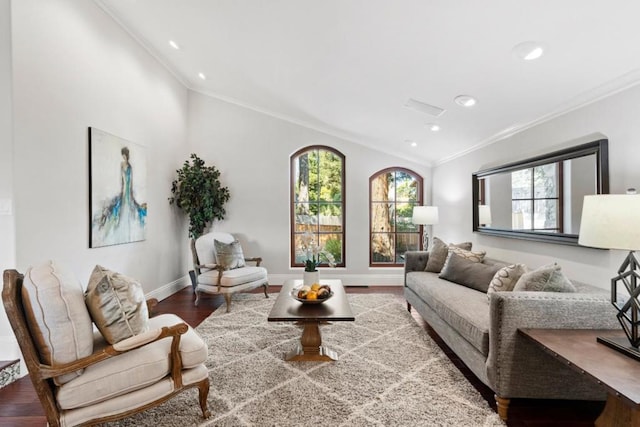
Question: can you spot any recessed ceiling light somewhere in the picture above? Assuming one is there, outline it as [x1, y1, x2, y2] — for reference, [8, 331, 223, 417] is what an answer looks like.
[168, 40, 180, 50]
[454, 95, 477, 108]
[411, 141, 418, 147]
[426, 123, 440, 132]
[198, 72, 206, 80]
[513, 41, 545, 61]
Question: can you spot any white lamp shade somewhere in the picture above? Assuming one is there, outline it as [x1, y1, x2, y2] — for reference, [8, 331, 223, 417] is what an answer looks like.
[412, 206, 439, 225]
[578, 194, 640, 250]
[478, 205, 492, 225]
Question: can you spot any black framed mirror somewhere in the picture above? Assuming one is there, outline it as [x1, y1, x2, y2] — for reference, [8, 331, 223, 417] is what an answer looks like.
[472, 139, 609, 245]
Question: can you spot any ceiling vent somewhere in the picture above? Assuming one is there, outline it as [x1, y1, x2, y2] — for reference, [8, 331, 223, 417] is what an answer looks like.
[404, 98, 446, 117]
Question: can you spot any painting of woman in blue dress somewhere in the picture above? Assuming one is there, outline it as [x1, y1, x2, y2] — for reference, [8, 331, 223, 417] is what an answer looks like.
[90, 128, 147, 247]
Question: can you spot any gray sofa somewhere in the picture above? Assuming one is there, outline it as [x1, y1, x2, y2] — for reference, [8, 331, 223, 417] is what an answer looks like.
[404, 251, 618, 421]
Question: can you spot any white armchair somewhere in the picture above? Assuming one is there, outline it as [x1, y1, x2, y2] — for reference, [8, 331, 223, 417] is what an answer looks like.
[2, 266, 210, 427]
[191, 231, 269, 312]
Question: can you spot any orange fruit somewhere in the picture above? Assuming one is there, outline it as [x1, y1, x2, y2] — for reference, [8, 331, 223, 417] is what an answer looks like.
[307, 291, 318, 300]
[310, 283, 321, 292]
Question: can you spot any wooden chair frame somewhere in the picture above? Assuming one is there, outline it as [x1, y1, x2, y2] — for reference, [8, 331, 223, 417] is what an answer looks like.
[2, 269, 211, 427]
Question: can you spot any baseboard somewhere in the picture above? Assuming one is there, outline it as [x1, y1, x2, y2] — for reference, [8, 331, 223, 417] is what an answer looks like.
[267, 273, 404, 286]
[0, 360, 19, 388]
[0, 336, 26, 378]
[145, 273, 402, 302]
[145, 275, 191, 301]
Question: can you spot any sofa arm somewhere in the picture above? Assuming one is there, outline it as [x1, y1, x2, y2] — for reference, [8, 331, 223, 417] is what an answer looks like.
[486, 290, 618, 400]
[404, 251, 429, 282]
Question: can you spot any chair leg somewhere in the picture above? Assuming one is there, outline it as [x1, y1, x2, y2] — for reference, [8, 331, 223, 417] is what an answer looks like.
[194, 290, 201, 306]
[197, 378, 211, 419]
[263, 283, 269, 298]
[224, 293, 232, 313]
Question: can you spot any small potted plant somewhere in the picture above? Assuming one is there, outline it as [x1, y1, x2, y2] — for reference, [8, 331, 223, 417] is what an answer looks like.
[300, 232, 336, 286]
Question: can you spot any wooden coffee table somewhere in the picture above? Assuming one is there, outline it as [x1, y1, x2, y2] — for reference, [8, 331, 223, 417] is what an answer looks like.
[520, 328, 640, 427]
[267, 279, 354, 361]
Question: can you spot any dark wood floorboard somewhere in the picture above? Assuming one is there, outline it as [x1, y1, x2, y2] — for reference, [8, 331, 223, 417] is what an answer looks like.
[0, 285, 603, 426]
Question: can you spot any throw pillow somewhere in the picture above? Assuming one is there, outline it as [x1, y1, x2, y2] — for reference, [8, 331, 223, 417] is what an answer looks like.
[85, 265, 149, 345]
[487, 264, 528, 301]
[214, 239, 246, 270]
[513, 263, 577, 293]
[438, 253, 502, 293]
[425, 237, 472, 273]
[441, 247, 487, 272]
[21, 261, 94, 385]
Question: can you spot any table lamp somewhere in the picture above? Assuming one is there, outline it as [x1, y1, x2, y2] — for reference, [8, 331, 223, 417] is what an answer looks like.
[579, 192, 640, 359]
[412, 206, 439, 250]
[478, 205, 492, 227]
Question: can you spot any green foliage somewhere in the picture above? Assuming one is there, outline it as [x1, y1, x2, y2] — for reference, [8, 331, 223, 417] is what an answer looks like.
[324, 238, 342, 262]
[168, 154, 230, 239]
[304, 150, 342, 216]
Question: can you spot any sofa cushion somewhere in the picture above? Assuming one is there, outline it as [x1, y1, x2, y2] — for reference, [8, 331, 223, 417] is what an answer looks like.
[406, 271, 490, 356]
[487, 263, 528, 301]
[439, 254, 501, 293]
[21, 261, 94, 386]
[85, 265, 149, 345]
[425, 237, 472, 273]
[56, 313, 208, 410]
[513, 263, 577, 293]
[214, 239, 246, 270]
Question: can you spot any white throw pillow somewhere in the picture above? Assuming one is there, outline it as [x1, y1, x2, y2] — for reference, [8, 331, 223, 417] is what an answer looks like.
[21, 261, 94, 385]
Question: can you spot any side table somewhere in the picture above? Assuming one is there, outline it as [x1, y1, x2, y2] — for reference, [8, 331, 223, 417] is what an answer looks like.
[520, 328, 640, 427]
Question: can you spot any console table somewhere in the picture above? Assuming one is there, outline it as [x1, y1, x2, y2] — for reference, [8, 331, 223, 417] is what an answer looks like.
[520, 328, 640, 427]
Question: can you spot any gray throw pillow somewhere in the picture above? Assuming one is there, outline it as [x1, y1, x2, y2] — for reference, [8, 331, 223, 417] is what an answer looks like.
[441, 247, 486, 272]
[214, 239, 246, 270]
[85, 265, 149, 345]
[512, 263, 576, 293]
[487, 264, 528, 301]
[425, 237, 472, 273]
[438, 253, 502, 293]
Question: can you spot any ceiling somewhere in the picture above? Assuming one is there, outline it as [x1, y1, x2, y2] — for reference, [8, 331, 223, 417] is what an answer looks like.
[96, 0, 640, 166]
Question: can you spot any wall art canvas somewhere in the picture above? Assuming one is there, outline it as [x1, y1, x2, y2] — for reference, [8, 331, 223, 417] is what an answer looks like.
[89, 127, 147, 248]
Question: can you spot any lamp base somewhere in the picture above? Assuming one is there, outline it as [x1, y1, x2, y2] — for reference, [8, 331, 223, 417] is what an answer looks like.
[597, 336, 640, 361]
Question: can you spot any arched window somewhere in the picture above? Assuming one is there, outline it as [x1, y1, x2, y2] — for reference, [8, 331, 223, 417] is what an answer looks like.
[290, 146, 345, 268]
[370, 168, 423, 267]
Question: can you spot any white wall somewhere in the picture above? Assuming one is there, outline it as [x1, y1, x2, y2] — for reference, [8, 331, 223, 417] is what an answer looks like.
[433, 83, 640, 288]
[2, 0, 191, 362]
[187, 91, 431, 285]
[0, 0, 19, 363]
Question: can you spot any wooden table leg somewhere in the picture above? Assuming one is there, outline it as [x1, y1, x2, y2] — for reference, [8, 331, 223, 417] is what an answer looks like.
[596, 394, 640, 427]
[284, 321, 338, 361]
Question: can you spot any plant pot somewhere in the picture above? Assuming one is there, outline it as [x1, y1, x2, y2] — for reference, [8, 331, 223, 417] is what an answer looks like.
[303, 271, 319, 287]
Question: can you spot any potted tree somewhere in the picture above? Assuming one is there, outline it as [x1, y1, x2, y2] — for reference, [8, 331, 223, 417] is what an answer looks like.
[169, 153, 230, 288]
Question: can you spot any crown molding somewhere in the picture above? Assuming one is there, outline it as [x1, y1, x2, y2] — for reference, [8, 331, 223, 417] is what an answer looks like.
[189, 87, 434, 168]
[93, 0, 189, 88]
[435, 68, 640, 166]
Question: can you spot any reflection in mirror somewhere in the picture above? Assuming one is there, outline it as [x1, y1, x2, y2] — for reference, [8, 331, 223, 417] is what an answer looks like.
[473, 139, 609, 245]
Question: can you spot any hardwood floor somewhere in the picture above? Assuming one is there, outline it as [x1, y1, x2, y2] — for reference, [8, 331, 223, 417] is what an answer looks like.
[0, 285, 603, 426]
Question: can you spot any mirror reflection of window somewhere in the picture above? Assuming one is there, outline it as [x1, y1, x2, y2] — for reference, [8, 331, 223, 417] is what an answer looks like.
[472, 139, 608, 244]
[510, 164, 561, 233]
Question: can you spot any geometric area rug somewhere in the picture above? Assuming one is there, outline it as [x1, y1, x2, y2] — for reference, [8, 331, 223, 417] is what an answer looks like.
[107, 293, 505, 426]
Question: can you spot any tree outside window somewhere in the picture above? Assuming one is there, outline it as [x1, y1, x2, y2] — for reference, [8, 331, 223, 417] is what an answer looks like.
[370, 168, 423, 266]
[511, 163, 562, 232]
[291, 146, 345, 267]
